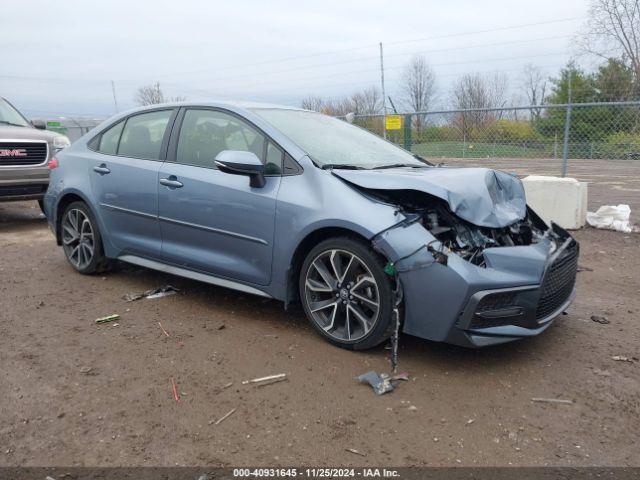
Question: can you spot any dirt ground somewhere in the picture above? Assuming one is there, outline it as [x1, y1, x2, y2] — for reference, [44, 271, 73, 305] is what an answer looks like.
[1, 198, 639, 468]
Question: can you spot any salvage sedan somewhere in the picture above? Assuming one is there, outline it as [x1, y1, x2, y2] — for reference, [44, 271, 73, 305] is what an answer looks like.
[43, 102, 578, 349]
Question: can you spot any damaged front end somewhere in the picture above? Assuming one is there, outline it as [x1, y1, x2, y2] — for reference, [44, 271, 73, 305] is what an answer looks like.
[366, 184, 579, 347]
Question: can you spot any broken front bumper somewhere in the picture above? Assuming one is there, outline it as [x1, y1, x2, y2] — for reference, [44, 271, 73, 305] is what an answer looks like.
[374, 221, 579, 348]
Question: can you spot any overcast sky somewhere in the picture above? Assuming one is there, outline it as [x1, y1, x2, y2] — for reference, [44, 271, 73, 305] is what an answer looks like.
[2, 0, 590, 118]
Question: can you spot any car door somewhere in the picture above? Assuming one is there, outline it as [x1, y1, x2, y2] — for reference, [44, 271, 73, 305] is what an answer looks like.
[158, 108, 282, 286]
[88, 108, 176, 258]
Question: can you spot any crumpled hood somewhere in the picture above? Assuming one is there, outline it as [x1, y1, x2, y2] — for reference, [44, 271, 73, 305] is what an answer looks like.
[333, 166, 527, 228]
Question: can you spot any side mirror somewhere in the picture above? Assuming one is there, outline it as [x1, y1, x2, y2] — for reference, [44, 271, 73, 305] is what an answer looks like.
[214, 150, 266, 188]
[31, 119, 47, 130]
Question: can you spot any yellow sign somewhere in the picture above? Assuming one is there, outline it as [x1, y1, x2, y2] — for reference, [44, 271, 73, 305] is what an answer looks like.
[385, 115, 402, 130]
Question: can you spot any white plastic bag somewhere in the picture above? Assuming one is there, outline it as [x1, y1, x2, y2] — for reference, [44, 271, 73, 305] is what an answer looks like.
[586, 204, 633, 233]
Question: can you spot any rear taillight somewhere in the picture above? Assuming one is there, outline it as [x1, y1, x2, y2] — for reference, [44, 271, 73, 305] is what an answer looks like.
[48, 156, 59, 169]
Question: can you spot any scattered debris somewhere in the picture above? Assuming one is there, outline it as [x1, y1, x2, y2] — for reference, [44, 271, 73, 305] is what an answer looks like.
[586, 204, 636, 233]
[123, 285, 179, 302]
[211, 408, 237, 425]
[158, 321, 171, 337]
[466, 418, 475, 425]
[408, 405, 418, 411]
[611, 355, 637, 363]
[345, 448, 366, 457]
[391, 372, 410, 382]
[577, 265, 593, 272]
[146, 285, 179, 299]
[79, 366, 93, 374]
[242, 373, 287, 386]
[590, 315, 610, 324]
[356, 371, 394, 395]
[531, 397, 574, 405]
[217, 323, 226, 330]
[223, 382, 233, 389]
[356, 370, 410, 395]
[171, 377, 180, 403]
[95, 314, 119, 324]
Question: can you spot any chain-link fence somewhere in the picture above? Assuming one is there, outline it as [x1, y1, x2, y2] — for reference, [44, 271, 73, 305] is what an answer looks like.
[39, 117, 105, 142]
[353, 101, 640, 173]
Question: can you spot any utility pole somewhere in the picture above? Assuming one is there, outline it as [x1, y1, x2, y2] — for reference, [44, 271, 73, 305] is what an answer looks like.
[379, 42, 387, 139]
[111, 80, 119, 113]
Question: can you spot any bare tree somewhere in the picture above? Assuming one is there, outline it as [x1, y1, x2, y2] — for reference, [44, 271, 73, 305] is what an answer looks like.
[301, 95, 326, 112]
[300, 87, 381, 116]
[451, 73, 509, 137]
[400, 55, 437, 131]
[579, 0, 640, 80]
[350, 86, 382, 115]
[134, 82, 186, 106]
[521, 64, 547, 120]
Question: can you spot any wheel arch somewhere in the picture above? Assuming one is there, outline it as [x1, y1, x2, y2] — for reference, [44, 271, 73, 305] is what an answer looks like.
[284, 226, 383, 309]
[54, 190, 98, 246]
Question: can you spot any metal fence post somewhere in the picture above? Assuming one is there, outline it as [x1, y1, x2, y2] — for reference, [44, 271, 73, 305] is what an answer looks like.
[561, 103, 572, 177]
[403, 114, 412, 151]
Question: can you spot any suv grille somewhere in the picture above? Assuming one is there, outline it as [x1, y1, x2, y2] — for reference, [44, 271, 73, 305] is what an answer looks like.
[536, 242, 579, 320]
[0, 141, 48, 166]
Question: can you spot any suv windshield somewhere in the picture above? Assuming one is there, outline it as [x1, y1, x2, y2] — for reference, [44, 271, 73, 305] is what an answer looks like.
[251, 108, 426, 169]
[0, 98, 30, 127]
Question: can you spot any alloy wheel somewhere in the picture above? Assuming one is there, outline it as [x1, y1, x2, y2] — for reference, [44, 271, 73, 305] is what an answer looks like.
[62, 208, 95, 270]
[304, 249, 381, 342]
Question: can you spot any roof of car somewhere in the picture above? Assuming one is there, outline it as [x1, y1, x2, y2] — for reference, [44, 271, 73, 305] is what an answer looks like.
[132, 100, 308, 112]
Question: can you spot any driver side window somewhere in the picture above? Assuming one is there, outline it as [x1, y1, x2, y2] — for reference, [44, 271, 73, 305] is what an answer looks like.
[176, 109, 265, 169]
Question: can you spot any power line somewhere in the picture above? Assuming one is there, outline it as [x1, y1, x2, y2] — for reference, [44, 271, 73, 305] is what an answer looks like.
[155, 34, 574, 87]
[150, 16, 585, 80]
[0, 34, 570, 90]
[166, 51, 571, 96]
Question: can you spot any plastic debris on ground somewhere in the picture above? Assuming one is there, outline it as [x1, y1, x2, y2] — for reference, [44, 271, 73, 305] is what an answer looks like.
[170, 377, 180, 403]
[241, 373, 287, 386]
[123, 285, 179, 302]
[586, 204, 637, 233]
[345, 448, 367, 457]
[210, 408, 236, 425]
[611, 355, 638, 363]
[531, 397, 574, 405]
[95, 314, 119, 324]
[356, 371, 410, 395]
[591, 315, 610, 324]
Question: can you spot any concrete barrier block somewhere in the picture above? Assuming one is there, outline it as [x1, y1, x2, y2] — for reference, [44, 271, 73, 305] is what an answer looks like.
[521, 175, 588, 230]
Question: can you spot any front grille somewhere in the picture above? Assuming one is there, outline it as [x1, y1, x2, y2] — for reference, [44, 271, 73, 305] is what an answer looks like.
[536, 242, 579, 320]
[0, 141, 48, 166]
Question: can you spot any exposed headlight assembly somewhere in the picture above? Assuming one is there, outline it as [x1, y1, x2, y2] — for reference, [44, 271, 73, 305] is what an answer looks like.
[53, 135, 71, 150]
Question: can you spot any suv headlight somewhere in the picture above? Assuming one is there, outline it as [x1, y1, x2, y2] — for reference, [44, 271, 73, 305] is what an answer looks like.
[53, 135, 71, 150]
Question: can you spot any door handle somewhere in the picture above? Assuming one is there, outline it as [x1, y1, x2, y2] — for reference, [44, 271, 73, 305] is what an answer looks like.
[160, 177, 183, 189]
[93, 164, 111, 175]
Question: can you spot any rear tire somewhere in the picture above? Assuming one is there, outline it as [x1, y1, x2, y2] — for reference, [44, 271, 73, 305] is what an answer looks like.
[61, 201, 111, 274]
[299, 237, 395, 350]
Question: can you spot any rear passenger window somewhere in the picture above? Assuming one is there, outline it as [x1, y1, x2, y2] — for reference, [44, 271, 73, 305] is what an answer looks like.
[118, 110, 172, 160]
[98, 120, 124, 155]
[176, 109, 266, 168]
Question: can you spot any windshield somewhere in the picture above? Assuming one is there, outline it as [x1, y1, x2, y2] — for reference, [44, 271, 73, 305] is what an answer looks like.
[0, 98, 29, 127]
[251, 108, 426, 169]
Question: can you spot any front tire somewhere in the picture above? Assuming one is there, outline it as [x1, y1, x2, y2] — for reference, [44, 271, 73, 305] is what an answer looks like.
[299, 237, 395, 350]
[61, 201, 110, 274]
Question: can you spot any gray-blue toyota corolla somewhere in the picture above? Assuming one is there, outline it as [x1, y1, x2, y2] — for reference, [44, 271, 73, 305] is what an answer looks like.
[43, 102, 578, 349]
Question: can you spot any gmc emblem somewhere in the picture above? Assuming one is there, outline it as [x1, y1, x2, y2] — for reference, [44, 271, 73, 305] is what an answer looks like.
[0, 148, 28, 157]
